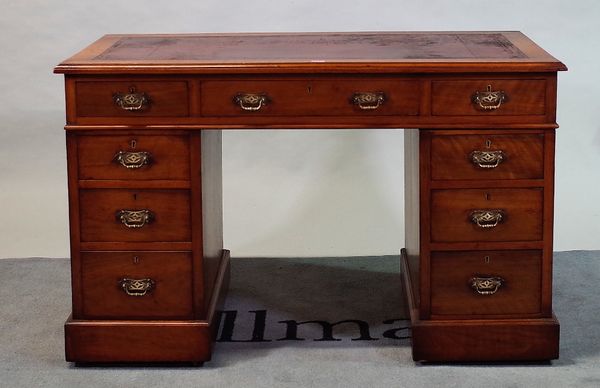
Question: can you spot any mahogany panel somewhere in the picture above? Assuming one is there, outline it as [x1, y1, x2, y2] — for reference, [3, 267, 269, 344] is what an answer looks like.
[430, 250, 542, 317]
[80, 251, 193, 319]
[200, 78, 420, 117]
[78, 134, 190, 180]
[430, 133, 544, 180]
[430, 188, 543, 242]
[79, 189, 191, 242]
[75, 80, 189, 117]
[431, 79, 546, 116]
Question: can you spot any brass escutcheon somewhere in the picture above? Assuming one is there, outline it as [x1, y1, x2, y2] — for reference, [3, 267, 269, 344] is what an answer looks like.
[351, 92, 386, 110]
[113, 150, 152, 169]
[115, 209, 154, 228]
[119, 278, 155, 296]
[113, 86, 150, 111]
[470, 150, 505, 168]
[469, 276, 504, 295]
[233, 93, 269, 111]
[472, 85, 506, 110]
[470, 209, 504, 228]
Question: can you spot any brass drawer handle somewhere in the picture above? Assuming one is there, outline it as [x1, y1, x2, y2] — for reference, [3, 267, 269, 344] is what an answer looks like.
[470, 276, 504, 295]
[113, 86, 150, 111]
[470, 150, 505, 168]
[234, 93, 269, 111]
[113, 150, 152, 169]
[472, 85, 506, 110]
[470, 209, 504, 228]
[116, 209, 155, 228]
[351, 92, 385, 110]
[119, 278, 155, 296]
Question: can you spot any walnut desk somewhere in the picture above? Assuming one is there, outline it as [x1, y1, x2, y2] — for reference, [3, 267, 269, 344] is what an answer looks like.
[55, 32, 566, 363]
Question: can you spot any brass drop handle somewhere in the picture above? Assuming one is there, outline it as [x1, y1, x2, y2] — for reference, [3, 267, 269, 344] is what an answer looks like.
[351, 92, 386, 110]
[470, 150, 505, 168]
[113, 86, 150, 111]
[470, 276, 504, 295]
[470, 210, 504, 228]
[119, 278, 155, 296]
[116, 209, 155, 228]
[113, 150, 152, 169]
[234, 93, 269, 111]
[472, 85, 506, 110]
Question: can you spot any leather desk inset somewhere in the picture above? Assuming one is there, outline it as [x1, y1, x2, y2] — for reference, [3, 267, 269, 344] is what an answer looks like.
[55, 32, 566, 363]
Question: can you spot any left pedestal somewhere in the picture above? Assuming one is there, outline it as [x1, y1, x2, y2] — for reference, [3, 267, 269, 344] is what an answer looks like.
[64, 129, 226, 363]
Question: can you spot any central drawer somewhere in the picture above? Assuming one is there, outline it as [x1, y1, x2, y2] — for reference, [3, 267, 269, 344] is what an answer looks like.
[430, 250, 542, 317]
[200, 78, 421, 117]
[80, 251, 193, 319]
[79, 189, 191, 242]
[430, 188, 544, 242]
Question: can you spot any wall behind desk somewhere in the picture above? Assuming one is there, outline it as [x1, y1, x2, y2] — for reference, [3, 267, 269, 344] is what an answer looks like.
[0, 0, 597, 258]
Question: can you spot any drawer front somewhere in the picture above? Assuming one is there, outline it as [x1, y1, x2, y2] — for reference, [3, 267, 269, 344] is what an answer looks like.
[431, 134, 544, 180]
[80, 189, 191, 242]
[200, 79, 420, 117]
[431, 79, 546, 116]
[78, 135, 191, 180]
[430, 250, 542, 317]
[430, 188, 543, 242]
[75, 80, 189, 117]
[80, 251, 193, 319]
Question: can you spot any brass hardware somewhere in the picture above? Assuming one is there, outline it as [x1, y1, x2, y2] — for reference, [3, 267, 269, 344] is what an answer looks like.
[351, 92, 386, 110]
[469, 276, 504, 295]
[470, 210, 504, 228]
[470, 150, 505, 168]
[472, 85, 506, 110]
[116, 209, 154, 228]
[113, 86, 150, 111]
[113, 150, 152, 169]
[119, 278, 155, 296]
[233, 93, 269, 111]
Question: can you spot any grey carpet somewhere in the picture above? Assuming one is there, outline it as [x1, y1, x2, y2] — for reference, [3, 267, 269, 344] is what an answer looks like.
[0, 252, 599, 388]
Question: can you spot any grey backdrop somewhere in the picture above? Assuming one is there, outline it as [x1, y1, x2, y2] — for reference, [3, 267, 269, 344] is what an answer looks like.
[0, 0, 598, 258]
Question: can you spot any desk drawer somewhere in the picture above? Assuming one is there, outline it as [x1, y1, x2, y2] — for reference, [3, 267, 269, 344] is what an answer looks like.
[80, 189, 191, 242]
[430, 188, 543, 242]
[430, 133, 544, 180]
[200, 78, 420, 117]
[81, 251, 193, 319]
[78, 135, 190, 181]
[75, 80, 189, 117]
[431, 79, 546, 116]
[430, 250, 542, 317]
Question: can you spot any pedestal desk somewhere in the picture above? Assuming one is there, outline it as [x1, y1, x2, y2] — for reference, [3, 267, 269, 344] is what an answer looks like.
[55, 32, 566, 363]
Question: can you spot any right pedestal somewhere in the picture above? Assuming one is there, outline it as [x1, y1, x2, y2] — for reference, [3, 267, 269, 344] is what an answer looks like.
[403, 128, 559, 362]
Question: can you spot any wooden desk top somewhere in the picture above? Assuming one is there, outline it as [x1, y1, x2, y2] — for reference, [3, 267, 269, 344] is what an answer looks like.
[55, 31, 566, 74]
